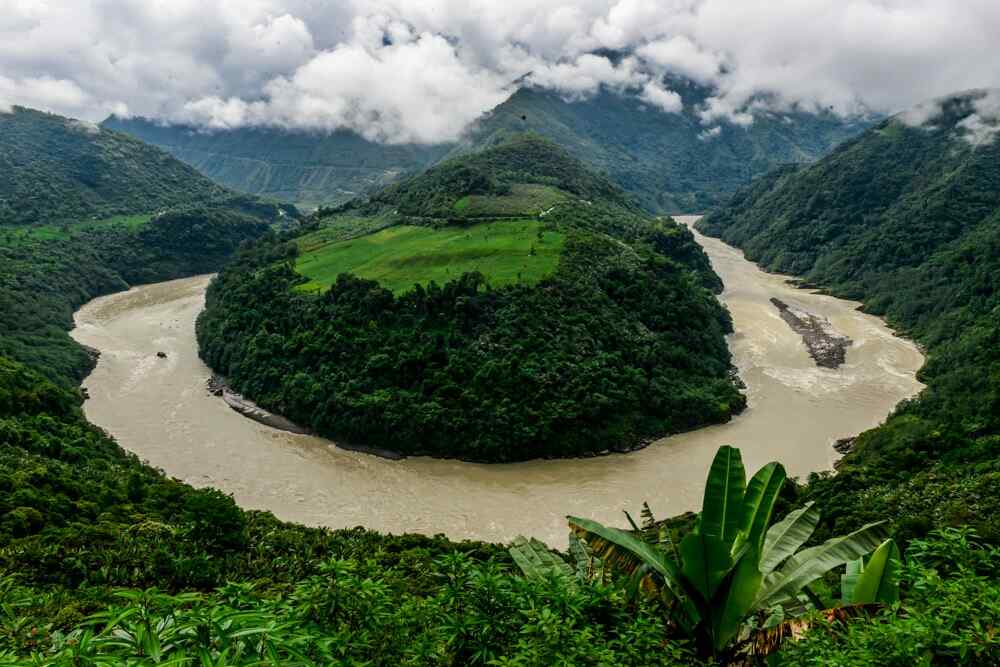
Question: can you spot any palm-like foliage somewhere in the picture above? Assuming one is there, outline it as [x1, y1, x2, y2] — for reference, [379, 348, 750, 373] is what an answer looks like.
[567, 446, 895, 659]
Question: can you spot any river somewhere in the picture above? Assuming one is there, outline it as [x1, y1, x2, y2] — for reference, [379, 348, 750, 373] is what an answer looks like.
[70, 217, 924, 547]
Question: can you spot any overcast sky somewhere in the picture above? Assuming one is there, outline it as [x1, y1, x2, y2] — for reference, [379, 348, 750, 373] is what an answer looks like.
[2, 0, 999, 143]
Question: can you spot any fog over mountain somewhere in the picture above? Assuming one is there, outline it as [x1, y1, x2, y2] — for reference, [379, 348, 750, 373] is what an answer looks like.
[3, 1, 1000, 144]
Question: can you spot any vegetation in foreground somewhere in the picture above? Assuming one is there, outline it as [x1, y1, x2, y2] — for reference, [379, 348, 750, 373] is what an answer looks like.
[197, 136, 746, 461]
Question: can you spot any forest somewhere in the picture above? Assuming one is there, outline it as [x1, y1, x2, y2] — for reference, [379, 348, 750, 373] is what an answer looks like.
[196, 137, 745, 461]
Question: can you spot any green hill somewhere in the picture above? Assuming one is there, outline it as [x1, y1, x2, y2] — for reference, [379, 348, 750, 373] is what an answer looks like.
[698, 89, 1000, 542]
[102, 115, 451, 210]
[0, 107, 236, 226]
[197, 135, 745, 461]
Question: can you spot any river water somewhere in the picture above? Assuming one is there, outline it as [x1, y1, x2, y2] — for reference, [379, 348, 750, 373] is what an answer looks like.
[71, 217, 924, 547]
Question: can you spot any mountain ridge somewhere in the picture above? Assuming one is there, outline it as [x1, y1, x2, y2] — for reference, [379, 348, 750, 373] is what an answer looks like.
[103, 78, 871, 213]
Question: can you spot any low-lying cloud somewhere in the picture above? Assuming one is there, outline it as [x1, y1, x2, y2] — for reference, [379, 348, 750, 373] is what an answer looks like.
[1, 1, 999, 143]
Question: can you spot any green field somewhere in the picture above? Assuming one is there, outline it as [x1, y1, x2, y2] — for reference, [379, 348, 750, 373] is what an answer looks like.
[452, 183, 567, 217]
[6, 213, 153, 241]
[294, 220, 565, 295]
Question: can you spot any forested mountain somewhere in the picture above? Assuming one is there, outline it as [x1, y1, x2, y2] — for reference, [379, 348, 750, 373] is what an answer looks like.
[698, 89, 1000, 544]
[0, 105, 296, 386]
[456, 80, 870, 212]
[0, 107, 234, 225]
[197, 135, 745, 461]
[105, 78, 868, 213]
[102, 115, 451, 210]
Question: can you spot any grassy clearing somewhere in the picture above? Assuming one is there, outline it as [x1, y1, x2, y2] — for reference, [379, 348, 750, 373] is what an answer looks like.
[7, 213, 153, 241]
[296, 214, 400, 255]
[294, 219, 565, 295]
[452, 183, 567, 217]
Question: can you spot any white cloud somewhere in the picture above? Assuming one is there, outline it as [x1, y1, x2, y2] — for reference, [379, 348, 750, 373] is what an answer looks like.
[638, 35, 719, 84]
[639, 81, 682, 112]
[0, 1, 998, 139]
[698, 126, 721, 141]
[527, 54, 645, 98]
[958, 89, 1000, 146]
[0, 75, 92, 118]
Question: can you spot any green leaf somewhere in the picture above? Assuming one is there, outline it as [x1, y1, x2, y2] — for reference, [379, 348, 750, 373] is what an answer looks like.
[735, 462, 786, 555]
[680, 531, 732, 600]
[701, 446, 747, 547]
[850, 539, 901, 605]
[840, 557, 864, 603]
[508, 536, 574, 582]
[711, 548, 764, 652]
[568, 515, 701, 628]
[760, 503, 820, 574]
[755, 521, 889, 608]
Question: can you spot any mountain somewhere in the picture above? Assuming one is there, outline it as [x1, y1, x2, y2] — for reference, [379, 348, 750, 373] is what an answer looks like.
[457, 82, 871, 212]
[197, 135, 745, 461]
[698, 89, 1000, 543]
[0, 105, 296, 385]
[105, 79, 869, 214]
[102, 115, 451, 210]
[0, 106, 237, 226]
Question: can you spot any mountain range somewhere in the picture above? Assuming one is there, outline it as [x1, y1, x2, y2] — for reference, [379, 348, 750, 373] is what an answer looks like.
[105, 79, 871, 213]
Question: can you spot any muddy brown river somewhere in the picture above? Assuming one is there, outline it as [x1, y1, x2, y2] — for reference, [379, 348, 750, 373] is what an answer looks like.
[71, 217, 924, 547]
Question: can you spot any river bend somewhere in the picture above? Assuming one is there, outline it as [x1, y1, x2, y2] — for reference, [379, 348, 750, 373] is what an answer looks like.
[71, 217, 924, 547]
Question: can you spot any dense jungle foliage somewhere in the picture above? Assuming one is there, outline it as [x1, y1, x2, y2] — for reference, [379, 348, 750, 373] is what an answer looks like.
[0, 107, 236, 226]
[197, 137, 744, 461]
[699, 90, 1000, 545]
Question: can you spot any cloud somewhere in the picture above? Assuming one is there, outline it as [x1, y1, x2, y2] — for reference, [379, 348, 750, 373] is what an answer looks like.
[638, 35, 720, 84]
[0, 1, 998, 140]
[174, 30, 512, 143]
[527, 54, 645, 98]
[639, 81, 683, 112]
[0, 75, 92, 117]
[895, 89, 1000, 147]
[698, 126, 722, 141]
[958, 89, 1000, 146]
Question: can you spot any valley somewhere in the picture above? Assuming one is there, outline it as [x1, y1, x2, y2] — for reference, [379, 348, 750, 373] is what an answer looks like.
[70, 217, 923, 547]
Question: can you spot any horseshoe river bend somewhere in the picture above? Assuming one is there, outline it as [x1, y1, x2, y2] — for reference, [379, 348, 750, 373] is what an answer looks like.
[70, 217, 924, 548]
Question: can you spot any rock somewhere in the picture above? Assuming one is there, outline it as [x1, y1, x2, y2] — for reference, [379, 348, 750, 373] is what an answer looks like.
[206, 374, 228, 396]
[833, 436, 856, 455]
[770, 297, 852, 368]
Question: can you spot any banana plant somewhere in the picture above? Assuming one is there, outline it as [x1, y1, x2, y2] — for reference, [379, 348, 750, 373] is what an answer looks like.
[567, 445, 892, 659]
[841, 538, 902, 605]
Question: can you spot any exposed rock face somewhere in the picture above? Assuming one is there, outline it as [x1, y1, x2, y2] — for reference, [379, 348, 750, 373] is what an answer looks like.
[770, 297, 852, 368]
[221, 389, 313, 435]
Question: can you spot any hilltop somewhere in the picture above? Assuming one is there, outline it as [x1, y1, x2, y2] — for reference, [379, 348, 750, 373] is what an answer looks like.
[197, 135, 745, 461]
[699, 89, 1000, 543]
[0, 107, 238, 226]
